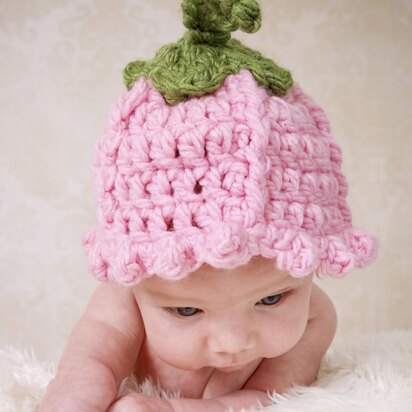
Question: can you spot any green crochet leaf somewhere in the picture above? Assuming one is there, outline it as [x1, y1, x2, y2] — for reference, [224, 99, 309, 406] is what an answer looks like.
[123, 0, 293, 104]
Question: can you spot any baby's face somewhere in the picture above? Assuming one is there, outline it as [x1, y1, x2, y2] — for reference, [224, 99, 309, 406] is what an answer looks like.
[133, 256, 313, 372]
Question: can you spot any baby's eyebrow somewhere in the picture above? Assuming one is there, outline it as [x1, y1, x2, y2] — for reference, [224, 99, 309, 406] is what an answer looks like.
[246, 281, 295, 299]
[143, 288, 205, 304]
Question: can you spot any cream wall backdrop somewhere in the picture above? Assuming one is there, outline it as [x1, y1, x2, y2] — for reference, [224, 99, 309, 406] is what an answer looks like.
[1, 0, 411, 361]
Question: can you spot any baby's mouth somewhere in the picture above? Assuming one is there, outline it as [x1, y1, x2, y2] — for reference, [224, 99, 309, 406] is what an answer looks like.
[214, 358, 256, 372]
[216, 363, 249, 372]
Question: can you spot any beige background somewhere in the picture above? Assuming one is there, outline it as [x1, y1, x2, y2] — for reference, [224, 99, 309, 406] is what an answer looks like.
[0, 0, 411, 362]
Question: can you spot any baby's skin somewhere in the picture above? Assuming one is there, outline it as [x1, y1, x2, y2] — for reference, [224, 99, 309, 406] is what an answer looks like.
[39, 256, 337, 411]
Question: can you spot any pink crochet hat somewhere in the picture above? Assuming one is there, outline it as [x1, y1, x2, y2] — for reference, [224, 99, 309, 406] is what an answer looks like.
[84, 0, 378, 285]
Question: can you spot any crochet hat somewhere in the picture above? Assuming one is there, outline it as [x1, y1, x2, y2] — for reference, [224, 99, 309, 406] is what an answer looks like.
[84, 0, 378, 285]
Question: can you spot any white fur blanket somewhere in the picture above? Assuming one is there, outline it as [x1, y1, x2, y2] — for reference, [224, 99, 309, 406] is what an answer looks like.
[1, 330, 411, 412]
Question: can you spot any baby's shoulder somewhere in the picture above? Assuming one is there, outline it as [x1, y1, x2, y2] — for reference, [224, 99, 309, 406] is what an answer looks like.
[84, 283, 145, 342]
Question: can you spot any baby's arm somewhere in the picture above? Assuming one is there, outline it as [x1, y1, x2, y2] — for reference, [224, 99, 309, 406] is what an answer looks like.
[38, 283, 144, 412]
[244, 283, 337, 393]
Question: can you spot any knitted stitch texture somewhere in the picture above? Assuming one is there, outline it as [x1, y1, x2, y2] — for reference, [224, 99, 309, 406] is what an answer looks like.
[84, 70, 378, 285]
[124, 0, 293, 104]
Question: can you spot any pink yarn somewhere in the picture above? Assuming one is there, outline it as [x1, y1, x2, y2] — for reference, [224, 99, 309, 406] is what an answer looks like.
[84, 70, 378, 284]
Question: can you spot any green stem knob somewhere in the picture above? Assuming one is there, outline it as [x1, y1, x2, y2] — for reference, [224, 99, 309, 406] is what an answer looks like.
[182, 0, 262, 46]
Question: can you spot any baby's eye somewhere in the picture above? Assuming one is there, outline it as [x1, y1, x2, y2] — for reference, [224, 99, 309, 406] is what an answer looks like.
[259, 294, 282, 306]
[174, 307, 200, 317]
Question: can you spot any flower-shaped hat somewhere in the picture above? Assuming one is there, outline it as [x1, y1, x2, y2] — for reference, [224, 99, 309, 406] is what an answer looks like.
[84, 0, 378, 285]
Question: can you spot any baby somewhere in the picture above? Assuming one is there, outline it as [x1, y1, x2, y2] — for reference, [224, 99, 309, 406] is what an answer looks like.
[39, 1, 377, 411]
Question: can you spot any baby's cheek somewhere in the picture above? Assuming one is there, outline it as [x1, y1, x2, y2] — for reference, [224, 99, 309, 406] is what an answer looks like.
[289, 315, 309, 345]
[263, 315, 308, 357]
[275, 290, 312, 351]
[150, 330, 205, 370]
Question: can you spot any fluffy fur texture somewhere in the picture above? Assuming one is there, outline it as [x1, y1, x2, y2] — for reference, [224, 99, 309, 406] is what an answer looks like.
[84, 70, 377, 285]
[1, 330, 411, 412]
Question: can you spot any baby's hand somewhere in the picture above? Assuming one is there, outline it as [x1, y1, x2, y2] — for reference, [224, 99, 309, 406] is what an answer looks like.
[108, 393, 174, 412]
[108, 392, 268, 412]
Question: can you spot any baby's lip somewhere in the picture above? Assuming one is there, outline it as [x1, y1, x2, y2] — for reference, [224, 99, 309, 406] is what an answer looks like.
[214, 358, 256, 372]
[216, 363, 250, 372]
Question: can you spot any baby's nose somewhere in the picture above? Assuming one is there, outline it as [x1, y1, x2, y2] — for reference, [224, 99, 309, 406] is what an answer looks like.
[209, 322, 255, 355]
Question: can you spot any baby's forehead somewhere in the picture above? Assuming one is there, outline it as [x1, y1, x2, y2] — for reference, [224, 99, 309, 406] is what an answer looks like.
[137, 256, 303, 298]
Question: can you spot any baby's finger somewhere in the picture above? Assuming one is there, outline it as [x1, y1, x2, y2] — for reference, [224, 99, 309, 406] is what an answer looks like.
[108, 393, 174, 412]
